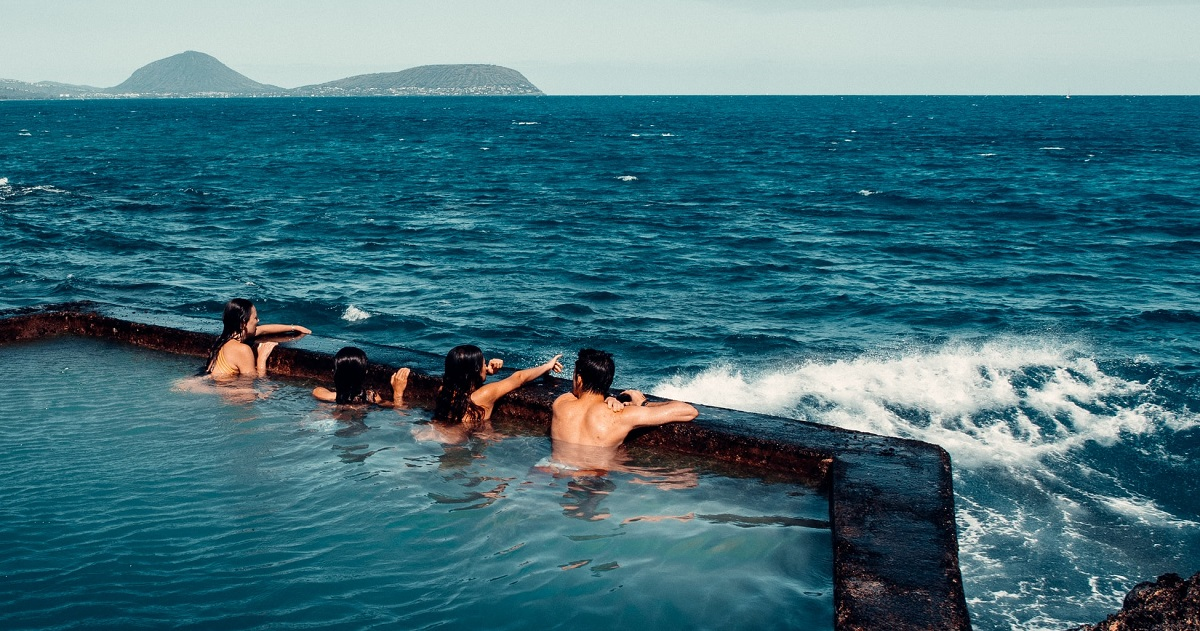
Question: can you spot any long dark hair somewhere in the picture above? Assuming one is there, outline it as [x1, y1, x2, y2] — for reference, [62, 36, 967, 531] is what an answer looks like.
[432, 344, 486, 428]
[202, 298, 255, 374]
[333, 347, 369, 404]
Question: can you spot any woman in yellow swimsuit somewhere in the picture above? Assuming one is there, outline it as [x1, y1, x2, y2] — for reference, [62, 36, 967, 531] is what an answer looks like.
[204, 298, 311, 379]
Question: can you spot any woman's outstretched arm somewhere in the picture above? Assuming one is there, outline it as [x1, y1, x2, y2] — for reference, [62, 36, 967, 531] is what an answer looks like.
[255, 323, 312, 336]
[473, 354, 563, 409]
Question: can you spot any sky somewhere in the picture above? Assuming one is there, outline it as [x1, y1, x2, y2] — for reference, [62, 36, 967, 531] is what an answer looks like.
[1, 0, 1197, 95]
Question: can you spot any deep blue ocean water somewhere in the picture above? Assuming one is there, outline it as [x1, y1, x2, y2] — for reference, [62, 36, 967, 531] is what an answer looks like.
[2, 96, 1198, 630]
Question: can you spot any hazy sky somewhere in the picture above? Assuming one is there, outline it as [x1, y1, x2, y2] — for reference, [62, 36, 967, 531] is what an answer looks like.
[2, 0, 1197, 94]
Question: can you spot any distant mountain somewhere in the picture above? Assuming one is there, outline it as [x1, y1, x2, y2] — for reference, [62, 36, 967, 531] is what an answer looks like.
[110, 51, 281, 96]
[295, 64, 543, 96]
[0, 52, 543, 99]
[0, 79, 107, 100]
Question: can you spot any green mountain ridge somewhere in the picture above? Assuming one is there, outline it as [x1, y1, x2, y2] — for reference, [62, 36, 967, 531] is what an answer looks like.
[0, 51, 543, 99]
[112, 51, 281, 95]
[299, 64, 542, 96]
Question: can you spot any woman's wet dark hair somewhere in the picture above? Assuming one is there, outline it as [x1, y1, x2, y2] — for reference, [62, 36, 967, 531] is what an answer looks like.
[575, 348, 615, 395]
[433, 344, 486, 429]
[202, 298, 255, 374]
[333, 347, 369, 404]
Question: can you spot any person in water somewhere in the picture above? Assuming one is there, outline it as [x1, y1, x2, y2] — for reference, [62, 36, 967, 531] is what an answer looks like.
[551, 348, 698, 450]
[204, 298, 311, 379]
[542, 349, 698, 521]
[312, 346, 410, 406]
[408, 344, 563, 442]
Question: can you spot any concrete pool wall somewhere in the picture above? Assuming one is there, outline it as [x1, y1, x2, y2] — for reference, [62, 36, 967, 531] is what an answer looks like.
[0, 303, 972, 631]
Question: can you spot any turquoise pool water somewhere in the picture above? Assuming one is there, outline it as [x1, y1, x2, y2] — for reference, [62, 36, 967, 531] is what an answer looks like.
[0, 337, 832, 630]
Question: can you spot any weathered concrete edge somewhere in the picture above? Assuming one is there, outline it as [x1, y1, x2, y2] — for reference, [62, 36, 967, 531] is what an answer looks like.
[0, 304, 972, 631]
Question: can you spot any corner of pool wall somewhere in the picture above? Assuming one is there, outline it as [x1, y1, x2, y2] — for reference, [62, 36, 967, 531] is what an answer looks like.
[0, 302, 973, 631]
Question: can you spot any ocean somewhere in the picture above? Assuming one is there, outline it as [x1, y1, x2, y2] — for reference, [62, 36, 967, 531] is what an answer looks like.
[2, 95, 1198, 630]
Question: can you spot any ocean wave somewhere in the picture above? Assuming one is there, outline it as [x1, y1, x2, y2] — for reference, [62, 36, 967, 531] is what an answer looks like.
[0, 179, 72, 201]
[342, 305, 370, 322]
[652, 338, 1196, 469]
[1133, 309, 1200, 324]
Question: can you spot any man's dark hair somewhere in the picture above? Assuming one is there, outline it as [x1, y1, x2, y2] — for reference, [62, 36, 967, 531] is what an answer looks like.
[574, 348, 615, 395]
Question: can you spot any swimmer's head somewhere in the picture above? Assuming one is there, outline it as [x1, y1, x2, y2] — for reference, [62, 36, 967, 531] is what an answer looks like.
[333, 346, 369, 404]
[221, 298, 257, 340]
[574, 348, 614, 396]
[435, 345, 487, 427]
[443, 344, 486, 392]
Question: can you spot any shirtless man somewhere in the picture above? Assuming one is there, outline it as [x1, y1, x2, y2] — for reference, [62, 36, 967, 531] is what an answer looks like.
[551, 348, 698, 450]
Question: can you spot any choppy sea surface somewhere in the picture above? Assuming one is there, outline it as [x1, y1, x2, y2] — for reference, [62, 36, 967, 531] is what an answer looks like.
[2, 96, 1198, 630]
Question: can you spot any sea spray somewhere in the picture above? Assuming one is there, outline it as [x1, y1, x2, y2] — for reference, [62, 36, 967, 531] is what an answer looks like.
[653, 338, 1195, 470]
[656, 337, 1199, 629]
[342, 305, 370, 322]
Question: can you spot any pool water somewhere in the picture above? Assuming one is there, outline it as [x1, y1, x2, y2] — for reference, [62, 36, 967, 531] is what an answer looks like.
[0, 337, 832, 630]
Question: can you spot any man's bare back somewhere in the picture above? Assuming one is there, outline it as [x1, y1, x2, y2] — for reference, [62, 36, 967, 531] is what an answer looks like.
[551, 348, 697, 451]
[551, 388, 697, 448]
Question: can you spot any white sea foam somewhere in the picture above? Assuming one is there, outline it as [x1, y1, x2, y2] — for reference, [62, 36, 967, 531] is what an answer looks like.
[1093, 493, 1198, 529]
[342, 305, 370, 322]
[857, 189, 879, 196]
[512, 121, 539, 125]
[26, 185, 70, 194]
[954, 474, 1162, 630]
[1040, 146, 1066, 151]
[616, 175, 638, 182]
[653, 339, 1195, 469]
[0, 181, 69, 200]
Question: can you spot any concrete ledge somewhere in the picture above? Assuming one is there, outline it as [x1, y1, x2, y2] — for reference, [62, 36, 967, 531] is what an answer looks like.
[0, 303, 972, 631]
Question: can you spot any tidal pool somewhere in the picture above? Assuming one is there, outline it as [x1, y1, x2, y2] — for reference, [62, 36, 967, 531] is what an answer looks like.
[0, 337, 832, 630]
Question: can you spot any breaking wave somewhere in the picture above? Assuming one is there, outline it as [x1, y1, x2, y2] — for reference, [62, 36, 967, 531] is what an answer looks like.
[342, 305, 370, 322]
[653, 338, 1195, 469]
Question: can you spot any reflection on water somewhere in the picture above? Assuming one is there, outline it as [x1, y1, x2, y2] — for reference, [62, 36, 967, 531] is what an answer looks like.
[538, 440, 701, 522]
[560, 475, 616, 521]
[173, 374, 277, 407]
